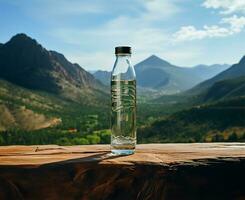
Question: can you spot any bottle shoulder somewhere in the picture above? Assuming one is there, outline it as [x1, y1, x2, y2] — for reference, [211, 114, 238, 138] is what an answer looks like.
[112, 57, 136, 80]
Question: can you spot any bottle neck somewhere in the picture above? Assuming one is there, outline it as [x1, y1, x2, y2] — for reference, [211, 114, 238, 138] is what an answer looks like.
[116, 54, 131, 58]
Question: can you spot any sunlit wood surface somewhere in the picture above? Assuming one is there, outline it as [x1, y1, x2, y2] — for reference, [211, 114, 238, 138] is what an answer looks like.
[0, 143, 245, 199]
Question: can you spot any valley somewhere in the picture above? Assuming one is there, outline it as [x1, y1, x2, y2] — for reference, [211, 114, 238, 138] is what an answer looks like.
[0, 33, 244, 145]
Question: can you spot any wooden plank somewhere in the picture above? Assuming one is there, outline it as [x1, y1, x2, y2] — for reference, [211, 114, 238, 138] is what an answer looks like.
[0, 143, 245, 199]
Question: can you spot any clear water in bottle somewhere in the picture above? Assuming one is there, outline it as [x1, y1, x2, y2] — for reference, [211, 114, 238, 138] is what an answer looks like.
[111, 79, 136, 154]
[111, 46, 136, 155]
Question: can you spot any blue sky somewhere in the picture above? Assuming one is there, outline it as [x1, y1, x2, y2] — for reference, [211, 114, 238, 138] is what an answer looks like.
[0, 0, 245, 70]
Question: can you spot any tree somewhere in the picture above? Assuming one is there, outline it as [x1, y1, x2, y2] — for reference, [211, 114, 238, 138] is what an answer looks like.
[55, 137, 71, 146]
[99, 131, 111, 144]
[72, 138, 89, 145]
[0, 135, 5, 145]
[86, 135, 101, 144]
[228, 132, 238, 142]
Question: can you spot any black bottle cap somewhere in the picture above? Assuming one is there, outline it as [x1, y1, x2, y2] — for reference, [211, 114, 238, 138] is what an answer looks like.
[115, 46, 131, 55]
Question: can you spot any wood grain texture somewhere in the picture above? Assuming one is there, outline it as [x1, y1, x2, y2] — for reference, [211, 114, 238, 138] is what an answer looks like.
[0, 143, 245, 200]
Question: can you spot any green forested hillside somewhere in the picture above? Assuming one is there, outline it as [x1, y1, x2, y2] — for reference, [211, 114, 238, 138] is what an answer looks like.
[0, 34, 110, 145]
[0, 78, 110, 145]
[0, 79, 109, 131]
[138, 97, 245, 143]
[201, 76, 245, 102]
[164, 76, 245, 105]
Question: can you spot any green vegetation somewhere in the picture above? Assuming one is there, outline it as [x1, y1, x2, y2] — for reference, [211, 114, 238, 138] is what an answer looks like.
[0, 78, 109, 129]
[202, 76, 245, 102]
[0, 129, 111, 146]
[0, 76, 244, 145]
[0, 78, 185, 145]
[138, 97, 245, 143]
[0, 79, 110, 145]
[137, 102, 189, 126]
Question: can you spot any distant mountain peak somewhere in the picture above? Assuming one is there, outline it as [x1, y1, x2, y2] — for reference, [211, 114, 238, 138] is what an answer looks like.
[147, 54, 169, 63]
[137, 55, 172, 68]
[5, 33, 43, 52]
[12, 33, 30, 39]
[9, 33, 37, 44]
[148, 54, 160, 59]
[0, 33, 107, 104]
[239, 55, 245, 64]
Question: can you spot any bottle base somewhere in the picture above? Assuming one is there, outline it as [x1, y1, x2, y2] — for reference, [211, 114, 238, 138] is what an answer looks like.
[111, 149, 135, 155]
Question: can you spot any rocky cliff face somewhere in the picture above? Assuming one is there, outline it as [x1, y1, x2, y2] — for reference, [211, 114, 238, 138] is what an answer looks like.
[0, 33, 107, 103]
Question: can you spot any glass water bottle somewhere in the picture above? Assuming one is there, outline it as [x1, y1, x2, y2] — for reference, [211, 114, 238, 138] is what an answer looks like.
[111, 46, 136, 155]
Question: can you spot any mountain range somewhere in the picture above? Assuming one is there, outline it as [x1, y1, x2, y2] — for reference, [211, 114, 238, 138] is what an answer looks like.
[189, 56, 245, 95]
[94, 55, 229, 94]
[0, 34, 109, 131]
[0, 33, 107, 105]
[155, 55, 245, 103]
[0, 33, 244, 142]
[139, 55, 245, 143]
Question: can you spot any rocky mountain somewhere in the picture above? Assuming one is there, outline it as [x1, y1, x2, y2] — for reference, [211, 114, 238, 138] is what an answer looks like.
[0, 78, 63, 131]
[94, 55, 229, 94]
[0, 33, 107, 104]
[0, 33, 110, 132]
[135, 55, 230, 93]
[135, 55, 196, 92]
[155, 56, 245, 105]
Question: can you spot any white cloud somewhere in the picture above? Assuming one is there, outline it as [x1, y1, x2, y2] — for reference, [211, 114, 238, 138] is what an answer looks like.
[173, 15, 245, 42]
[203, 0, 245, 14]
[1, 0, 244, 68]
[222, 15, 245, 33]
[173, 0, 245, 42]
[173, 25, 230, 42]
